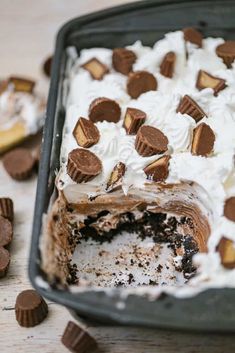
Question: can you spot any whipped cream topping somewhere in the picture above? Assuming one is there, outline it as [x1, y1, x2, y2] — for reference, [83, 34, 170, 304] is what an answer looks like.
[57, 30, 235, 292]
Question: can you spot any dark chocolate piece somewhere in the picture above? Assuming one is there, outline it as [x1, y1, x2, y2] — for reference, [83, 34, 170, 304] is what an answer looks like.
[177, 94, 206, 122]
[183, 27, 203, 47]
[135, 125, 168, 157]
[217, 237, 235, 269]
[15, 289, 48, 327]
[67, 149, 102, 183]
[123, 107, 146, 135]
[8, 76, 35, 93]
[160, 51, 176, 78]
[216, 41, 235, 68]
[61, 321, 97, 353]
[191, 123, 215, 156]
[43, 56, 52, 77]
[127, 71, 157, 99]
[3, 148, 35, 180]
[224, 197, 235, 222]
[89, 97, 121, 123]
[82, 57, 109, 80]
[73, 117, 100, 148]
[144, 155, 171, 182]
[112, 48, 137, 75]
[0, 198, 14, 222]
[196, 70, 226, 96]
[0, 215, 13, 247]
[106, 162, 126, 192]
[0, 247, 10, 278]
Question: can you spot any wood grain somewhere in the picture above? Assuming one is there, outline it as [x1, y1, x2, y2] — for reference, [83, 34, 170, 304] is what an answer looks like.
[0, 1, 235, 352]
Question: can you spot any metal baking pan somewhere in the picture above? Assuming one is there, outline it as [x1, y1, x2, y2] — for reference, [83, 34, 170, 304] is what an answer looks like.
[29, 0, 235, 331]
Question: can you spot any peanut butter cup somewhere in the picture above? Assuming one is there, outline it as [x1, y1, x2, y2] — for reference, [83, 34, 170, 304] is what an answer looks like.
[0, 197, 14, 222]
[43, 56, 52, 77]
[106, 162, 126, 192]
[3, 148, 35, 180]
[216, 41, 235, 68]
[123, 107, 146, 134]
[160, 51, 176, 78]
[224, 197, 235, 222]
[135, 125, 168, 157]
[0, 247, 10, 278]
[82, 57, 109, 80]
[196, 70, 226, 96]
[191, 123, 215, 156]
[73, 117, 100, 148]
[89, 97, 121, 123]
[127, 71, 157, 99]
[15, 289, 48, 327]
[62, 321, 97, 353]
[112, 48, 137, 75]
[217, 237, 235, 269]
[177, 95, 206, 122]
[183, 27, 202, 47]
[144, 155, 171, 182]
[0, 215, 13, 247]
[67, 149, 102, 183]
[8, 76, 35, 93]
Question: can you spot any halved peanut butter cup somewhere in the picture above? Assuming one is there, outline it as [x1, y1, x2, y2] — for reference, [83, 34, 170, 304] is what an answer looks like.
[112, 48, 137, 75]
[183, 27, 203, 47]
[191, 123, 215, 156]
[73, 117, 100, 148]
[217, 237, 235, 269]
[160, 51, 176, 78]
[216, 41, 235, 68]
[144, 155, 171, 182]
[106, 162, 126, 192]
[82, 57, 109, 80]
[0, 198, 14, 222]
[135, 125, 168, 157]
[177, 95, 206, 122]
[224, 197, 235, 222]
[127, 71, 157, 99]
[89, 97, 121, 123]
[8, 76, 35, 93]
[196, 70, 226, 96]
[123, 107, 146, 135]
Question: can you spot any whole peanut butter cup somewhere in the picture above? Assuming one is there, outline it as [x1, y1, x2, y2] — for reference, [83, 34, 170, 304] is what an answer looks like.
[123, 107, 146, 135]
[183, 27, 203, 47]
[224, 197, 235, 222]
[67, 149, 102, 183]
[0, 215, 13, 247]
[62, 321, 97, 353]
[8, 76, 35, 93]
[196, 70, 226, 96]
[135, 125, 168, 157]
[112, 48, 137, 75]
[127, 71, 157, 99]
[144, 155, 171, 182]
[217, 237, 235, 269]
[0, 247, 10, 278]
[160, 51, 176, 78]
[3, 148, 35, 181]
[89, 97, 121, 123]
[82, 57, 109, 80]
[191, 123, 215, 156]
[216, 41, 235, 68]
[0, 197, 14, 222]
[106, 162, 126, 192]
[73, 117, 100, 148]
[15, 289, 48, 327]
[177, 95, 206, 122]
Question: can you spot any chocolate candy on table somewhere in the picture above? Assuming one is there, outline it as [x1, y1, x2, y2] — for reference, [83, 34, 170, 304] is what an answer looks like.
[217, 237, 235, 269]
[0, 247, 10, 278]
[160, 51, 176, 78]
[144, 155, 171, 182]
[135, 125, 168, 157]
[224, 197, 235, 222]
[67, 148, 102, 183]
[8, 76, 35, 93]
[3, 148, 35, 181]
[15, 289, 48, 327]
[196, 70, 226, 96]
[82, 57, 109, 80]
[127, 70, 157, 99]
[62, 321, 97, 353]
[73, 117, 100, 148]
[43, 56, 53, 78]
[112, 48, 137, 75]
[191, 123, 215, 157]
[216, 41, 235, 68]
[89, 97, 121, 123]
[123, 107, 146, 135]
[0, 215, 13, 247]
[177, 94, 207, 122]
[183, 27, 203, 47]
[106, 162, 126, 192]
[0, 197, 14, 222]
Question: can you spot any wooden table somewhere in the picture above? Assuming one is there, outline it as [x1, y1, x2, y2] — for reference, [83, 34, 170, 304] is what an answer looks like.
[0, 1, 235, 352]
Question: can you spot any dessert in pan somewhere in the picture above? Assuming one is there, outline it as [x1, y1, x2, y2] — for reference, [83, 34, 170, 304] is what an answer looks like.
[43, 28, 235, 295]
[0, 76, 45, 154]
